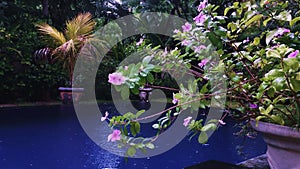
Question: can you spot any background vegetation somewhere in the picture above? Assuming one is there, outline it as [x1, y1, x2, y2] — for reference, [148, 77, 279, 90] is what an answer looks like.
[1, 0, 278, 103]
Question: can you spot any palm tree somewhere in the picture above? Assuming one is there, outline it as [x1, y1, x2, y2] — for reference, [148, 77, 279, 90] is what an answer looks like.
[34, 12, 96, 85]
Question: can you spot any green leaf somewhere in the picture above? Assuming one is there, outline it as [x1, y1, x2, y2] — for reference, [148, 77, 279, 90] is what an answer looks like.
[130, 122, 141, 137]
[266, 29, 278, 45]
[264, 69, 284, 80]
[263, 17, 272, 26]
[114, 85, 122, 92]
[290, 79, 300, 92]
[296, 72, 300, 80]
[146, 73, 154, 83]
[253, 37, 260, 46]
[143, 55, 152, 64]
[198, 132, 208, 144]
[224, 7, 233, 16]
[191, 101, 200, 111]
[283, 58, 299, 72]
[135, 110, 145, 118]
[227, 22, 237, 32]
[244, 14, 263, 27]
[200, 84, 208, 93]
[233, 2, 239, 8]
[123, 112, 136, 119]
[274, 11, 291, 21]
[266, 49, 281, 58]
[290, 17, 300, 26]
[121, 86, 129, 99]
[255, 116, 267, 125]
[270, 115, 284, 125]
[201, 123, 217, 132]
[123, 127, 129, 136]
[272, 77, 285, 91]
[266, 87, 275, 98]
[127, 147, 136, 157]
[207, 32, 223, 49]
[261, 104, 274, 115]
[145, 143, 155, 149]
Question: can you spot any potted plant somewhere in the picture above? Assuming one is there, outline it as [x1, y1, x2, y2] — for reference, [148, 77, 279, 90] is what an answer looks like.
[34, 12, 96, 103]
[102, 0, 300, 167]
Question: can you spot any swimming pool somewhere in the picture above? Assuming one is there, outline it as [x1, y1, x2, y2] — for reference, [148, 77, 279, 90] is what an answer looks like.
[0, 104, 266, 169]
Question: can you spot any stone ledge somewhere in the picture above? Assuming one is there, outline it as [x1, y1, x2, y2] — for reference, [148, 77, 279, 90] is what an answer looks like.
[237, 154, 270, 169]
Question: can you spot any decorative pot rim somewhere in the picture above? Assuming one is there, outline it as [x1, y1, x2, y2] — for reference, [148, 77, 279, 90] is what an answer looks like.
[250, 118, 300, 139]
[58, 87, 84, 92]
[138, 87, 153, 92]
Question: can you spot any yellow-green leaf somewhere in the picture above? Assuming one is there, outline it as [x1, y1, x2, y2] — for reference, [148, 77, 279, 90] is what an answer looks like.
[244, 14, 263, 27]
[263, 17, 272, 26]
[127, 147, 136, 157]
[290, 17, 300, 26]
[198, 132, 208, 144]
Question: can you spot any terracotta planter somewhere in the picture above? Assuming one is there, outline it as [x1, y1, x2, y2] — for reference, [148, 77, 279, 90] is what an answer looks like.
[58, 87, 84, 104]
[138, 87, 152, 102]
[250, 119, 300, 169]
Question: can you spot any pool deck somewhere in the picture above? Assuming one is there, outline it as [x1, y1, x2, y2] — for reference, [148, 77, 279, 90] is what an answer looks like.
[237, 154, 270, 169]
[184, 154, 270, 169]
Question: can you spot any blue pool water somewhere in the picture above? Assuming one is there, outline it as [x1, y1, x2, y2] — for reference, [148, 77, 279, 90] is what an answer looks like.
[0, 104, 266, 169]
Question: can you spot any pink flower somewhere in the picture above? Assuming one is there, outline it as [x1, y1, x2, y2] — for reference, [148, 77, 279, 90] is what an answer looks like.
[172, 93, 179, 104]
[270, 44, 279, 50]
[249, 103, 258, 109]
[183, 116, 192, 127]
[193, 13, 206, 25]
[182, 22, 192, 32]
[194, 45, 206, 53]
[124, 66, 128, 70]
[163, 47, 168, 56]
[275, 28, 290, 37]
[243, 37, 250, 44]
[197, 0, 207, 11]
[198, 58, 209, 67]
[173, 29, 180, 34]
[101, 111, 109, 121]
[218, 120, 226, 125]
[108, 72, 126, 85]
[107, 130, 121, 142]
[181, 40, 191, 46]
[288, 50, 299, 58]
[136, 38, 143, 46]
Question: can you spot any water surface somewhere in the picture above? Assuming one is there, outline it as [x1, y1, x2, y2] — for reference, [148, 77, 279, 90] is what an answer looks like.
[0, 104, 266, 169]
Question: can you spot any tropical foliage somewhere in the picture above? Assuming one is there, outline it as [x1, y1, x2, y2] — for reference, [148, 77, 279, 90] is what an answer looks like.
[106, 0, 300, 157]
[35, 12, 96, 85]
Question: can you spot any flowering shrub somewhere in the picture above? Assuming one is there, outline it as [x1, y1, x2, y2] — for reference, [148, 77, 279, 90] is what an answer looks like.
[104, 0, 300, 157]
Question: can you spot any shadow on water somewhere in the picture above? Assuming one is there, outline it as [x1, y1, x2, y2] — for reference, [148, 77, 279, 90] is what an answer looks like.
[0, 103, 266, 169]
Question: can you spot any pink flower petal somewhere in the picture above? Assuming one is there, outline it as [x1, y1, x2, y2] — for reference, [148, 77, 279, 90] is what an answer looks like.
[101, 111, 109, 121]
[218, 120, 226, 125]
[197, 0, 207, 11]
[183, 116, 192, 127]
[181, 40, 191, 46]
[182, 22, 192, 32]
[108, 72, 126, 85]
[136, 38, 144, 46]
[193, 13, 206, 25]
[194, 45, 206, 53]
[198, 58, 209, 67]
[288, 50, 299, 58]
[172, 93, 179, 104]
[107, 130, 121, 142]
[249, 103, 258, 109]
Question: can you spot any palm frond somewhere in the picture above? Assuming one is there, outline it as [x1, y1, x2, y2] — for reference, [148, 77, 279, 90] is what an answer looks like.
[65, 12, 96, 40]
[36, 23, 66, 45]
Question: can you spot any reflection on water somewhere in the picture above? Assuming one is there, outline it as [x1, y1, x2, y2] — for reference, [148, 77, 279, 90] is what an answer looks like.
[85, 140, 120, 169]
